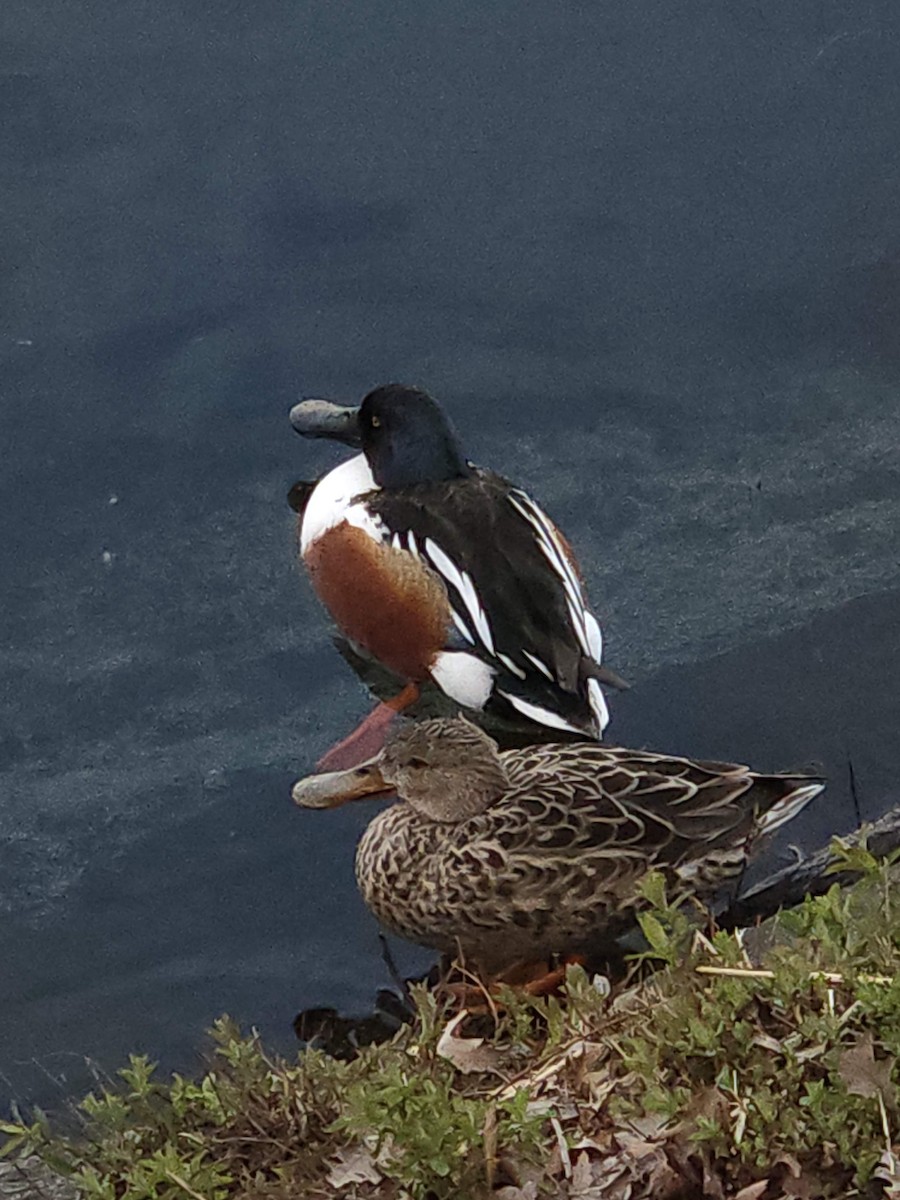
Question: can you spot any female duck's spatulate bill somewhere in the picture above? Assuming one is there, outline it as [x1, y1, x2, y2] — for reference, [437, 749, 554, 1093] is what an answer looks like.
[290, 384, 626, 766]
[292, 717, 824, 975]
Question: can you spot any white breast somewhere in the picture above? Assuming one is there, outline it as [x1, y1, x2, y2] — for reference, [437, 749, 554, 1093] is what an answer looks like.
[300, 454, 385, 554]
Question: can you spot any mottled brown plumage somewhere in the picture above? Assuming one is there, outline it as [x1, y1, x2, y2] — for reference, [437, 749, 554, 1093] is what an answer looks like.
[292, 718, 824, 973]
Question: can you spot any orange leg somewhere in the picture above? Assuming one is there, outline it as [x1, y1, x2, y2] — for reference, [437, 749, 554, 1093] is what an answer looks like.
[438, 956, 588, 1011]
[520, 955, 588, 996]
[316, 682, 421, 771]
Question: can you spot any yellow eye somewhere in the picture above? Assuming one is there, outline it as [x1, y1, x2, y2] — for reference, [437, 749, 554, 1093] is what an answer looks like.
[371, 414, 381, 428]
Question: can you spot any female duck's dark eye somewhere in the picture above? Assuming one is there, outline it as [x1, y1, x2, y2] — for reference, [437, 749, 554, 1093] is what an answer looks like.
[406, 756, 428, 769]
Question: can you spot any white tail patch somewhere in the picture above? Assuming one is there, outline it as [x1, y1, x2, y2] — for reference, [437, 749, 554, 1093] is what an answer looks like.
[431, 651, 495, 708]
[757, 782, 823, 836]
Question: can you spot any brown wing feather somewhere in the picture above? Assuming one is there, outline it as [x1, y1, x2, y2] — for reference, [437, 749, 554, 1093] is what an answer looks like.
[499, 742, 797, 879]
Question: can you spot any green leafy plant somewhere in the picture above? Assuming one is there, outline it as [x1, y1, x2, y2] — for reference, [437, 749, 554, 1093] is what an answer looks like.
[7, 867, 900, 1198]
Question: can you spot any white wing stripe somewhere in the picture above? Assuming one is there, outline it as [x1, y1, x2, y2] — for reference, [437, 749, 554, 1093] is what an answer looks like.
[508, 492, 582, 600]
[541, 531, 587, 627]
[498, 652, 527, 680]
[460, 574, 494, 653]
[497, 690, 584, 734]
[509, 492, 582, 600]
[523, 650, 554, 680]
[508, 491, 596, 662]
[450, 608, 476, 646]
[423, 537, 496, 656]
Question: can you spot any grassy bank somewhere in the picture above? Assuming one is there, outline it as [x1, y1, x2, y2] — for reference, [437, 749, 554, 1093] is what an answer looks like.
[5, 852, 900, 1198]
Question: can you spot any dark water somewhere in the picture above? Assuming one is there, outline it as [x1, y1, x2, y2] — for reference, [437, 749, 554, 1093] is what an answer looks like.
[3, 1, 900, 1108]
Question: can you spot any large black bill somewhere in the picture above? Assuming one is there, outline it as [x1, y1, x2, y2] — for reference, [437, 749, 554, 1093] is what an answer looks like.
[289, 399, 362, 447]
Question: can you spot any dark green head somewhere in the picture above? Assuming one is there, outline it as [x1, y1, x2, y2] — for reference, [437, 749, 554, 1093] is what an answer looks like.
[290, 383, 472, 487]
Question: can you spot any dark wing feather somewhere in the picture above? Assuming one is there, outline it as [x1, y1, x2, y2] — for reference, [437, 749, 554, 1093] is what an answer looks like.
[367, 471, 603, 731]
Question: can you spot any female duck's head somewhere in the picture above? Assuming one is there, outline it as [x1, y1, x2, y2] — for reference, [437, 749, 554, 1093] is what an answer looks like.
[292, 717, 509, 823]
[380, 717, 509, 820]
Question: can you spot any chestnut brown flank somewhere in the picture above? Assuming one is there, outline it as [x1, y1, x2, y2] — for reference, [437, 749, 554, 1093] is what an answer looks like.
[305, 523, 452, 681]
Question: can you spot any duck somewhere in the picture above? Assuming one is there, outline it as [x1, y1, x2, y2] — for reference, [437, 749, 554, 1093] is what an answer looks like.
[289, 384, 627, 766]
[292, 716, 824, 974]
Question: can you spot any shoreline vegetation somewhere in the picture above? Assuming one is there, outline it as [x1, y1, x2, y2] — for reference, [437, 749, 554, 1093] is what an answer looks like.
[6, 833, 900, 1199]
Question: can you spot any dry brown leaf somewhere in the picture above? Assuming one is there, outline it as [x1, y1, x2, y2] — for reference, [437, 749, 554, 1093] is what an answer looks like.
[788, 1157, 842, 1199]
[751, 1033, 784, 1054]
[774, 1152, 802, 1178]
[435, 1011, 504, 1075]
[583, 1072, 618, 1107]
[570, 1150, 635, 1199]
[768, 1152, 826, 1200]
[551, 1115, 573, 1179]
[667, 1084, 729, 1141]
[779, 1180, 818, 1200]
[554, 1099, 581, 1121]
[525, 1097, 559, 1119]
[494, 1185, 539, 1200]
[325, 1144, 383, 1189]
[734, 1181, 769, 1200]
[493, 1039, 587, 1100]
[617, 1134, 680, 1197]
[874, 1148, 900, 1197]
[838, 1032, 895, 1099]
[546, 1140, 564, 1179]
[701, 1155, 728, 1200]
[569, 1151, 604, 1197]
[794, 1042, 827, 1064]
[581, 1042, 609, 1071]
[614, 1131, 661, 1161]
[568, 1137, 682, 1200]
[571, 1133, 616, 1155]
[624, 1112, 669, 1140]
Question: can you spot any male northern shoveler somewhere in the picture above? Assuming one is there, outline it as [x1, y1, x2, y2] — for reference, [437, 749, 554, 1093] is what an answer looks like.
[292, 717, 824, 975]
[289, 384, 626, 764]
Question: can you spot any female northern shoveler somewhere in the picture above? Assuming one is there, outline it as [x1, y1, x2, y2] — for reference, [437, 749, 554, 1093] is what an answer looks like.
[292, 717, 824, 974]
[289, 384, 626, 764]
